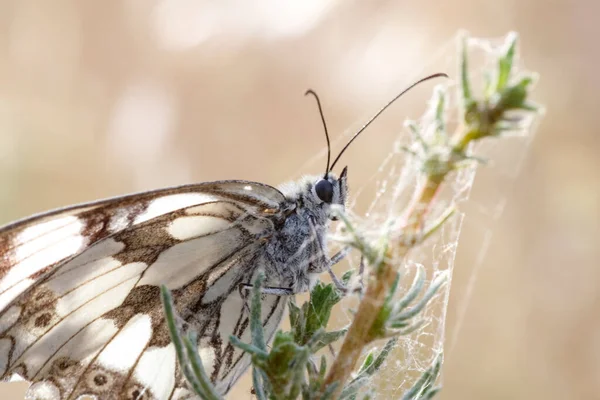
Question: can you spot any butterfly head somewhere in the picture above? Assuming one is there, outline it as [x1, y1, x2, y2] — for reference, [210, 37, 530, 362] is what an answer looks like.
[309, 166, 348, 220]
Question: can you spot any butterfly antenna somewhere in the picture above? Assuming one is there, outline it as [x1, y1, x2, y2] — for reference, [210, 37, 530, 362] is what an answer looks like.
[305, 89, 331, 179]
[329, 72, 448, 171]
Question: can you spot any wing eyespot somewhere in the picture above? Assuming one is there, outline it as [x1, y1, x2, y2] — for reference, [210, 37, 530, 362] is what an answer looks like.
[125, 383, 151, 400]
[51, 357, 78, 377]
[85, 369, 115, 392]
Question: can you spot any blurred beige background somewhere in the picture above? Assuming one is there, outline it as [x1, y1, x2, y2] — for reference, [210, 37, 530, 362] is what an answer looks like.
[0, 0, 598, 399]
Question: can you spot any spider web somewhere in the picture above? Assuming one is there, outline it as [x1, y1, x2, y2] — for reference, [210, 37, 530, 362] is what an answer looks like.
[306, 32, 542, 398]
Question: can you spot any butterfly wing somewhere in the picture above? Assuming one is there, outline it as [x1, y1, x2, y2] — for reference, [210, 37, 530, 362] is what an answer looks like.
[0, 181, 292, 399]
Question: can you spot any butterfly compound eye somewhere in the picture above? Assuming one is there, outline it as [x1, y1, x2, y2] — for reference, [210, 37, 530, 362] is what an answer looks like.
[314, 179, 334, 203]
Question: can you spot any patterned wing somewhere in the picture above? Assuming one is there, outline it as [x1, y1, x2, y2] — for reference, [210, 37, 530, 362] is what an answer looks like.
[0, 181, 292, 399]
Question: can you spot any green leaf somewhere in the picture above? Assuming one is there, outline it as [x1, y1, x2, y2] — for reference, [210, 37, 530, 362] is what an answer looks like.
[387, 319, 426, 336]
[341, 269, 355, 286]
[340, 376, 369, 399]
[357, 351, 375, 375]
[183, 333, 224, 400]
[496, 32, 518, 92]
[310, 328, 348, 352]
[393, 271, 448, 322]
[253, 367, 268, 400]
[250, 272, 267, 352]
[401, 353, 443, 400]
[433, 87, 446, 138]
[300, 282, 343, 345]
[333, 209, 381, 266]
[396, 266, 425, 310]
[497, 76, 533, 111]
[361, 337, 397, 376]
[288, 297, 305, 343]
[519, 100, 541, 112]
[483, 70, 494, 99]
[459, 35, 478, 123]
[229, 335, 269, 359]
[406, 120, 429, 150]
[320, 382, 340, 400]
[340, 338, 398, 399]
[319, 355, 328, 380]
[460, 35, 472, 103]
[160, 286, 223, 400]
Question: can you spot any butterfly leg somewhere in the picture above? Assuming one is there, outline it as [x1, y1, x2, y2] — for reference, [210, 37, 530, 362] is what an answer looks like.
[330, 247, 349, 265]
[325, 246, 353, 293]
[238, 284, 294, 317]
[239, 284, 295, 296]
[307, 217, 357, 294]
[238, 246, 357, 298]
[326, 247, 368, 295]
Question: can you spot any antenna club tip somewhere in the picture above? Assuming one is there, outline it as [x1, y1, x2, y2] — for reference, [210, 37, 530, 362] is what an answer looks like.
[425, 72, 450, 81]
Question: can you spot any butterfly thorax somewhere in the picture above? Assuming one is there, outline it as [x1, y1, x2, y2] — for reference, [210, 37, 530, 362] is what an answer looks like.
[265, 174, 346, 293]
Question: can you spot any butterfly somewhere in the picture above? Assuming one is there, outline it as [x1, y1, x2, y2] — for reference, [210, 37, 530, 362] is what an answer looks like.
[0, 75, 445, 400]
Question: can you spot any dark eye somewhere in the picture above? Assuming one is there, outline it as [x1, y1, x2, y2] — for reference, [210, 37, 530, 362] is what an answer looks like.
[314, 179, 334, 203]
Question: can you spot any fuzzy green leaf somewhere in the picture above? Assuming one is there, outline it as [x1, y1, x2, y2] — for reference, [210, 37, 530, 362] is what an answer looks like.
[496, 32, 518, 92]
[310, 328, 348, 353]
[300, 282, 343, 345]
[250, 272, 267, 352]
[160, 286, 223, 400]
[393, 272, 448, 322]
[401, 353, 443, 400]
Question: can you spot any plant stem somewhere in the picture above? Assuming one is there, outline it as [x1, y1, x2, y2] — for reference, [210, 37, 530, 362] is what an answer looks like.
[323, 251, 401, 397]
[324, 98, 498, 396]
[323, 170, 445, 398]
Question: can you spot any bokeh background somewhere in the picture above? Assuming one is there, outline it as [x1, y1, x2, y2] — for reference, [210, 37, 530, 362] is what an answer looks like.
[0, 1, 598, 399]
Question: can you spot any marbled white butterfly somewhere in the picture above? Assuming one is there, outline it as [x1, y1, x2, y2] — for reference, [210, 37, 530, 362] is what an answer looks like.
[0, 74, 445, 399]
